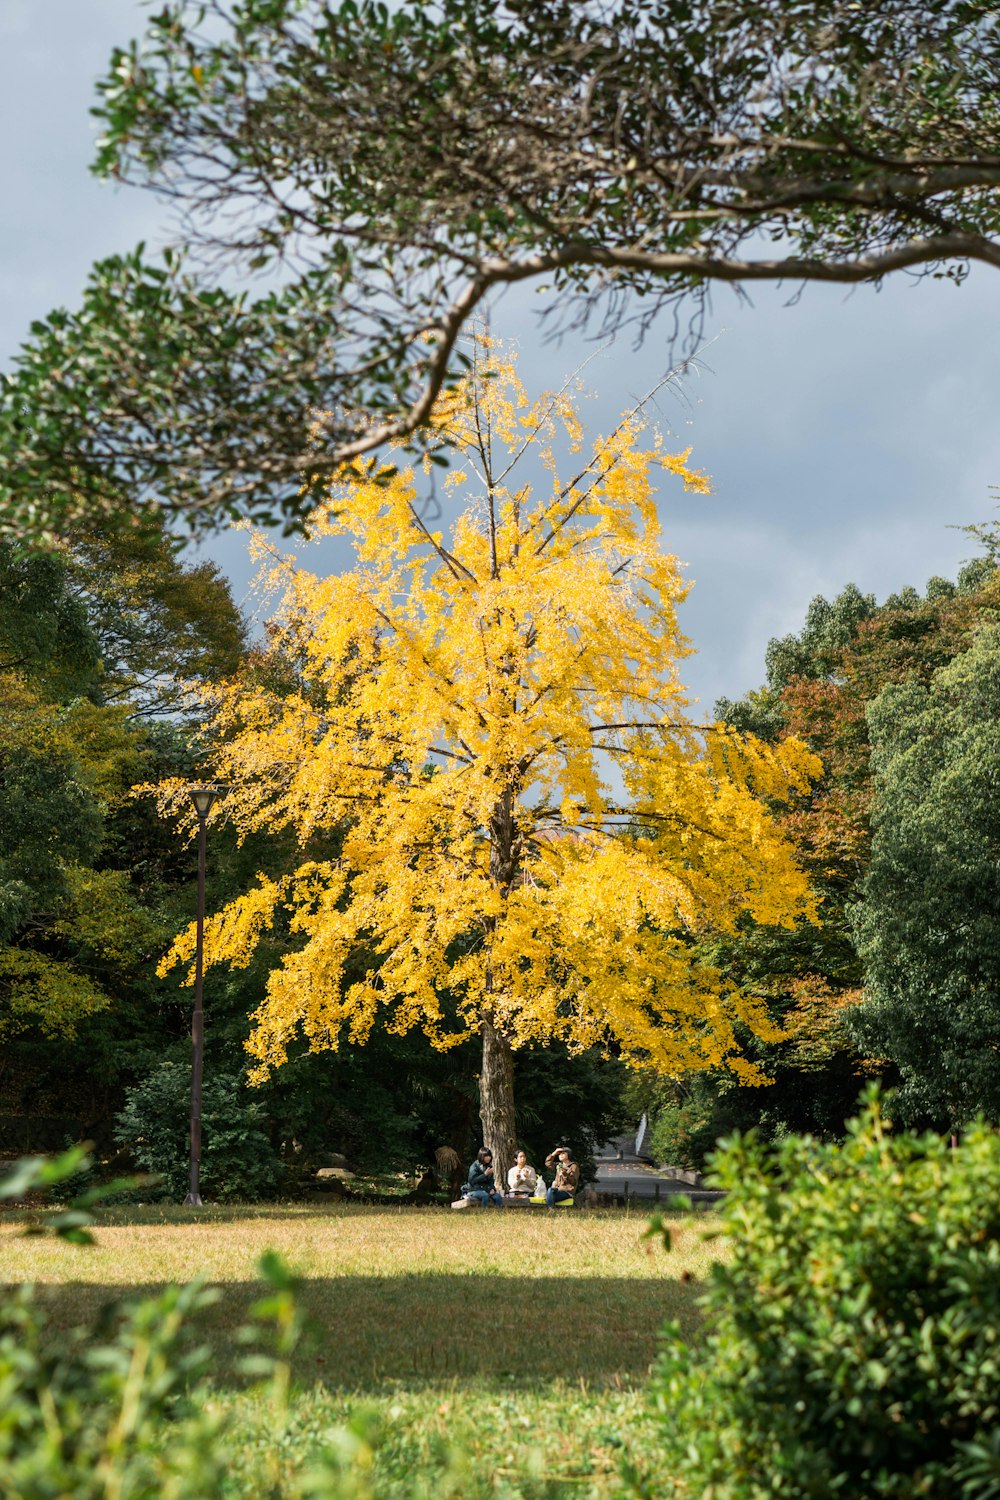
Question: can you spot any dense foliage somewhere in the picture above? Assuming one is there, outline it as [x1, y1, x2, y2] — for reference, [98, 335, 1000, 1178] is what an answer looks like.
[851, 623, 1000, 1126]
[645, 1095, 1000, 1498]
[1, 1278, 228, 1500]
[4, 1, 1000, 535]
[114, 1063, 284, 1202]
[0, 1153, 227, 1499]
[633, 551, 1000, 1165]
[0, 520, 246, 1111]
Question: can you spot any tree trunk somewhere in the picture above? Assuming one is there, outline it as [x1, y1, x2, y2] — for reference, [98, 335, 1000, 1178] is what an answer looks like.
[480, 1016, 517, 1184]
[480, 779, 520, 1182]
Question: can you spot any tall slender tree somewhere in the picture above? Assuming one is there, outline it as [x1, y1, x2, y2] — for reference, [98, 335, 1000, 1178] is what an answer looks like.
[154, 342, 819, 1173]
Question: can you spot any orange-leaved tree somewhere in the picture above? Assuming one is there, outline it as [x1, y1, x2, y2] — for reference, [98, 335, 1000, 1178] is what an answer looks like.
[154, 340, 820, 1177]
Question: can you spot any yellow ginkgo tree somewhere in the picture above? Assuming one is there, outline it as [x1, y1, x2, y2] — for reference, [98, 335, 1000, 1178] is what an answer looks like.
[155, 340, 820, 1178]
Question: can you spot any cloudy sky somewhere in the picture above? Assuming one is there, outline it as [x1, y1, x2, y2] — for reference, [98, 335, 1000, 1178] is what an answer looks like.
[4, 0, 999, 714]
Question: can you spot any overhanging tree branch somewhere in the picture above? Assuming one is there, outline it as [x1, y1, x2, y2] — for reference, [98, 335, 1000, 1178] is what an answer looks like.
[3, 0, 999, 536]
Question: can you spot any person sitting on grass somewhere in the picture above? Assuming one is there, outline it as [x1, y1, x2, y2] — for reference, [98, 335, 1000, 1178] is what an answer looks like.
[463, 1147, 504, 1206]
[544, 1145, 580, 1207]
[506, 1150, 537, 1199]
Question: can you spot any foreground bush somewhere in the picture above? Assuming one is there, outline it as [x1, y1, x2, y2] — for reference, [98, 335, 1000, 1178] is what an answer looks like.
[645, 1093, 1000, 1499]
[0, 1152, 225, 1499]
[0, 1279, 228, 1500]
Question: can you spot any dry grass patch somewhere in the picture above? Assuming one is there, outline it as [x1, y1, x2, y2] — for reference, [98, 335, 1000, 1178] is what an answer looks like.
[1, 1203, 719, 1388]
[2, 1202, 722, 1495]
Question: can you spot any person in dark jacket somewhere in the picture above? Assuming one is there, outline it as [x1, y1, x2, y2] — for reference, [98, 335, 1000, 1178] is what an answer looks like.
[463, 1147, 504, 1206]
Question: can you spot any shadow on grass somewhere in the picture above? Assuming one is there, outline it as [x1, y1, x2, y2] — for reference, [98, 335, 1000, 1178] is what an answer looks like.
[5, 1200, 705, 1229]
[3, 1201, 433, 1229]
[33, 1271, 703, 1390]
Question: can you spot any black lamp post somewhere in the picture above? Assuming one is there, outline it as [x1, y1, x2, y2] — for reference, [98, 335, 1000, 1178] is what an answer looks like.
[185, 785, 223, 1206]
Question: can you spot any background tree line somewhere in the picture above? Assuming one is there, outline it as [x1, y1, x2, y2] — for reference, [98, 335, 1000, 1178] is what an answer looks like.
[634, 530, 1000, 1165]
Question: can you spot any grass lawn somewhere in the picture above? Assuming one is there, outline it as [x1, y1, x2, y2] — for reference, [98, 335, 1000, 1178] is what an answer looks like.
[1, 1202, 721, 1497]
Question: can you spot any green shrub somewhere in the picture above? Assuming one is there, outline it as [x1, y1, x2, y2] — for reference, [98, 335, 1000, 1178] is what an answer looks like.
[114, 1062, 283, 1202]
[0, 1278, 228, 1500]
[0, 1149, 225, 1499]
[647, 1073, 731, 1170]
[643, 1092, 1000, 1499]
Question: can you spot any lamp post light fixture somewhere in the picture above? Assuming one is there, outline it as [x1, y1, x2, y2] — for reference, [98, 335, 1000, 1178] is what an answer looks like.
[185, 785, 225, 1206]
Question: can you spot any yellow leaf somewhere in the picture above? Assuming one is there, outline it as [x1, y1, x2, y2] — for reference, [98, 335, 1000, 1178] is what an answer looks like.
[155, 336, 819, 1089]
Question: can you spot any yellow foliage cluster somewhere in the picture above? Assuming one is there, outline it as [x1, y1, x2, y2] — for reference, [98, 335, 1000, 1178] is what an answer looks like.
[0, 947, 109, 1040]
[0, 675, 153, 1039]
[157, 340, 820, 1084]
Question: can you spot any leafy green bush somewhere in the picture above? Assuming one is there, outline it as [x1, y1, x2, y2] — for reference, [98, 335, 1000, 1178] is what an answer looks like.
[0, 1278, 227, 1500]
[647, 1073, 731, 1170]
[643, 1092, 1000, 1499]
[0, 1149, 225, 1499]
[114, 1062, 283, 1201]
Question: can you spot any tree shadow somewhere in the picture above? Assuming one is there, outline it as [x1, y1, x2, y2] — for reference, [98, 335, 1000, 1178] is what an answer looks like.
[9, 1199, 709, 1229]
[32, 1272, 703, 1390]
